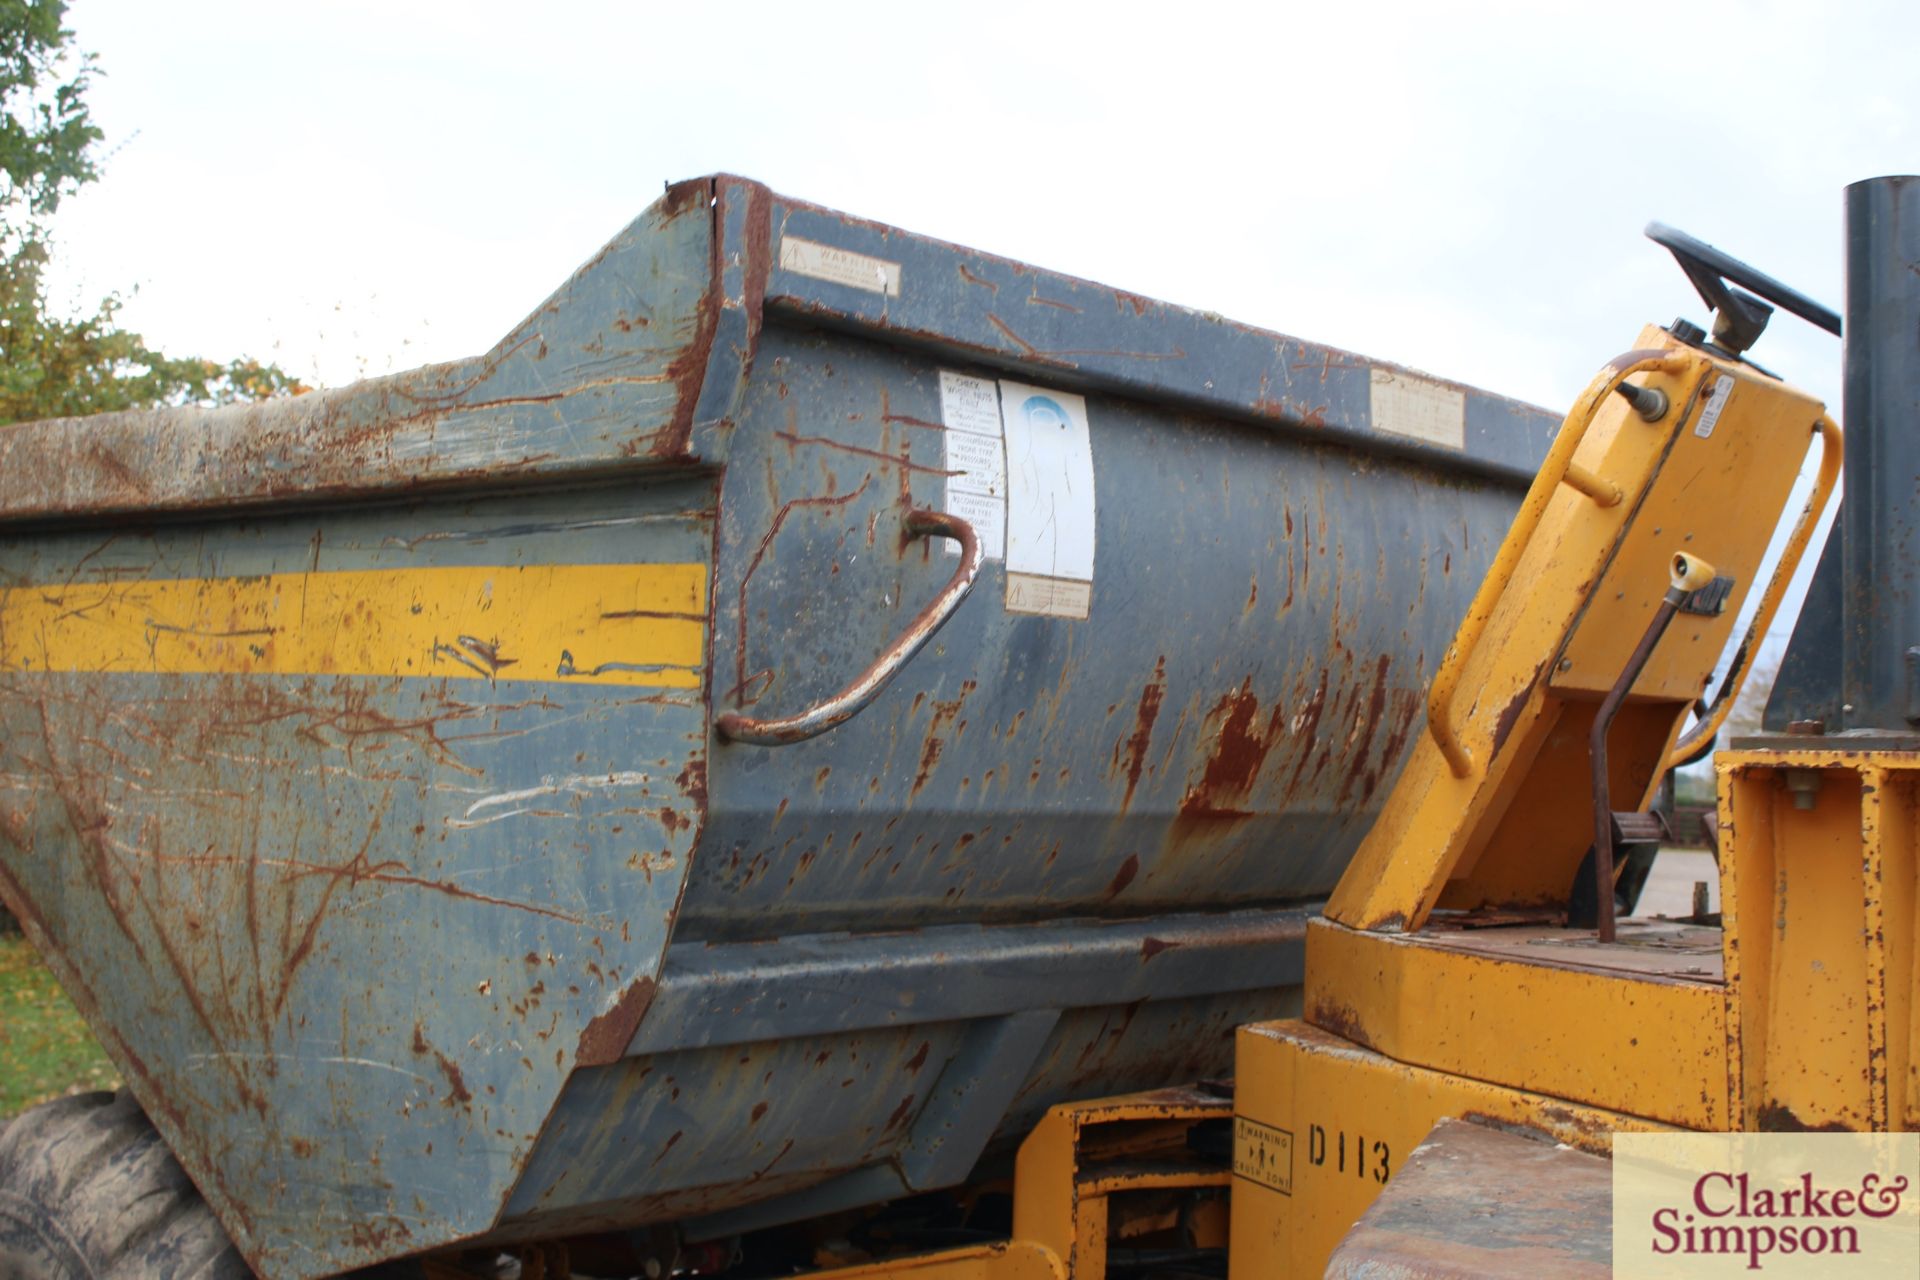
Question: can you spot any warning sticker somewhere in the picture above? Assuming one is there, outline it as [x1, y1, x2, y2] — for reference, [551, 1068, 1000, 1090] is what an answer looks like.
[779, 236, 901, 297]
[1004, 573, 1092, 620]
[937, 371, 1007, 560]
[1234, 1117, 1293, 1195]
[1001, 380, 1096, 619]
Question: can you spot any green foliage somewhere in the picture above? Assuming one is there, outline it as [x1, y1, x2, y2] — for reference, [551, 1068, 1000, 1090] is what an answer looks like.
[0, 0, 98, 234]
[0, 237, 304, 422]
[0, 0, 301, 428]
[0, 933, 120, 1119]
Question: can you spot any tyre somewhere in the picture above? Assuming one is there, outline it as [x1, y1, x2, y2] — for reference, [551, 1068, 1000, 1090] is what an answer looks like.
[0, 1091, 249, 1279]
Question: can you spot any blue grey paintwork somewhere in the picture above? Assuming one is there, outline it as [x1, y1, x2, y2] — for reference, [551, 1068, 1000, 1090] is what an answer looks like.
[0, 483, 714, 1278]
[0, 175, 1560, 1278]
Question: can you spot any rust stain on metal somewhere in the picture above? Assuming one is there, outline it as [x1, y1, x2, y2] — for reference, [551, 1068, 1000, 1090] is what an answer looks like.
[1178, 679, 1285, 819]
[0, 805, 31, 852]
[1755, 1102, 1855, 1132]
[773, 428, 959, 478]
[986, 312, 1043, 359]
[410, 1022, 473, 1107]
[1113, 657, 1167, 812]
[1140, 936, 1180, 961]
[651, 178, 762, 461]
[676, 759, 708, 808]
[880, 408, 948, 433]
[1284, 670, 1331, 794]
[1435, 1110, 1591, 1161]
[1106, 853, 1140, 899]
[883, 1093, 918, 1134]
[83, 442, 150, 497]
[435, 1051, 473, 1107]
[911, 681, 975, 798]
[575, 976, 658, 1067]
[1488, 666, 1543, 758]
[1308, 997, 1376, 1051]
[1328, 1119, 1612, 1279]
[1376, 688, 1423, 794]
[956, 264, 998, 293]
[1336, 655, 1395, 806]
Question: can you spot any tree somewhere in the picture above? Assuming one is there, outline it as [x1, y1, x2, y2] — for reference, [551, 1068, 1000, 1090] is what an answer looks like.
[0, 0, 301, 427]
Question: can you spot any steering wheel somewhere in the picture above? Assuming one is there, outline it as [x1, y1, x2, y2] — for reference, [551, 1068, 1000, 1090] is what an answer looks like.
[1645, 221, 1841, 354]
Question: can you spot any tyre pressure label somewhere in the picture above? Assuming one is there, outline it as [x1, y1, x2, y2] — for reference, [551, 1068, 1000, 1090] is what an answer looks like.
[1234, 1117, 1294, 1195]
[937, 370, 1008, 561]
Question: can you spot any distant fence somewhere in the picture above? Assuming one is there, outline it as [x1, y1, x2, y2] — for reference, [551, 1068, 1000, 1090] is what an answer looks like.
[1666, 803, 1716, 850]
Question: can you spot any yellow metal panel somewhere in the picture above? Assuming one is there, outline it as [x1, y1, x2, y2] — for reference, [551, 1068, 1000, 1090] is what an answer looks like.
[1011, 1091, 1230, 1280]
[1435, 697, 1683, 911]
[1012, 1106, 1082, 1277]
[1551, 366, 1816, 698]
[1422, 345, 1692, 779]
[1891, 776, 1920, 1130]
[1720, 747, 1920, 1132]
[1231, 1019, 1674, 1278]
[1329, 332, 1827, 931]
[1739, 762, 1869, 1129]
[1303, 919, 1730, 1128]
[805, 1241, 1064, 1280]
[0, 563, 708, 689]
[1719, 748, 1773, 1129]
[1327, 331, 1705, 929]
[1864, 768, 1916, 1131]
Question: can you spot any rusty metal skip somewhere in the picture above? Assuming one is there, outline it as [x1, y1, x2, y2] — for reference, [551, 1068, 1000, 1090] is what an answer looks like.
[0, 172, 1903, 1280]
[0, 174, 1558, 1278]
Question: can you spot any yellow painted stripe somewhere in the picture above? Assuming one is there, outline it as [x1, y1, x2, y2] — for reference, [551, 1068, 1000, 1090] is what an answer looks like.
[0, 564, 708, 689]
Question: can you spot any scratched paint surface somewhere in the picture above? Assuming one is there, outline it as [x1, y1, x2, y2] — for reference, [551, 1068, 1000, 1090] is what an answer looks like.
[690, 322, 1530, 938]
[0, 481, 714, 1278]
[0, 176, 1562, 1278]
[500, 987, 1295, 1236]
[0, 180, 719, 524]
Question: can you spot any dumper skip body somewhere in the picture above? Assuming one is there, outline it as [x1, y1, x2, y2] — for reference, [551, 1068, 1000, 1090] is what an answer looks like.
[0, 176, 1557, 1278]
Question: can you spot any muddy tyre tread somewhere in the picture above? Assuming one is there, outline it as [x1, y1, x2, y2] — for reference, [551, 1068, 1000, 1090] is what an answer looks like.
[0, 1091, 249, 1279]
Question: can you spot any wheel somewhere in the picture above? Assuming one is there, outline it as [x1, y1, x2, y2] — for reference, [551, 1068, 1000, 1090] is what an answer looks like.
[0, 1091, 249, 1279]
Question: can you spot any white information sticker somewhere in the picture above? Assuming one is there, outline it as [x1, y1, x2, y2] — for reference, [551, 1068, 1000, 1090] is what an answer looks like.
[778, 236, 902, 297]
[1370, 367, 1466, 449]
[937, 371, 1007, 560]
[1694, 373, 1735, 438]
[1000, 380, 1096, 619]
[945, 429, 1007, 493]
[1004, 573, 1093, 620]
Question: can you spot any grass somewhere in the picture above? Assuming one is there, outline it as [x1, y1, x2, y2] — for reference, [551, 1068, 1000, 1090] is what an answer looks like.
[0, 932, 121, 1120]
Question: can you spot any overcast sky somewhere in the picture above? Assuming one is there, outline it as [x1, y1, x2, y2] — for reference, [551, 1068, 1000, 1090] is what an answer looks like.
[39, 0, 1920, 680]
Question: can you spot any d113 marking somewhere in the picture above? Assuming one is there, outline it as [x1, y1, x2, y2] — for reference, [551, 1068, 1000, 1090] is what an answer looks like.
[1307, 1121, 1391, 1185]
